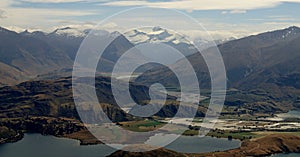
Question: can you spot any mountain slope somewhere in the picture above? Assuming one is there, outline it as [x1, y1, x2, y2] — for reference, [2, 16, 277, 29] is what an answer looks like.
[136, 26, 300, 86]
[0, 76, 143, 122]
[135, 26, 300, 108]
[0, 27, 148, 86]
[0, 27, 74, 85]
[124, 27, 199, 64]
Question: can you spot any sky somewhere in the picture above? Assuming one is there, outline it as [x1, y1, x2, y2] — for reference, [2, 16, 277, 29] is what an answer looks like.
[1, 0, 300, 39]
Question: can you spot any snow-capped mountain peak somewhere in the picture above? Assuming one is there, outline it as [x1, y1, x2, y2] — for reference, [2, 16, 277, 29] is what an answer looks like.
[124, 26, 191, 45]
[281, 26, 300, 39]
[51, 27, 88, 37]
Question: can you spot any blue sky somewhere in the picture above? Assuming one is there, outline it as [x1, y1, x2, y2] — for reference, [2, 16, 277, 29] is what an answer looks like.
[1, 0, 300, 39]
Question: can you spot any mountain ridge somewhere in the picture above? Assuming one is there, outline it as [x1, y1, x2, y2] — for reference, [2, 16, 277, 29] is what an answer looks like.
[135, 26, 300, 109]
[0, 27, 145, 86]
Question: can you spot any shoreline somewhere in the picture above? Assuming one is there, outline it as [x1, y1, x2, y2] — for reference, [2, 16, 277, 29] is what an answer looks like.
[2, 129, 300, 157]
[108, 134, 300, 157]
[1, 116, 300, 157]
[0, 131, 23, 144]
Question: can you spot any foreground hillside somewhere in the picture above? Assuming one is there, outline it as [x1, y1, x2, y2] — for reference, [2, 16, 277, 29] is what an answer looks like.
[0, 76, 150, 121]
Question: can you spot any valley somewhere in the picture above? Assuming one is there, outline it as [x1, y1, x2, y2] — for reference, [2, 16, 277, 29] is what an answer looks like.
[0, 25, 299, 157]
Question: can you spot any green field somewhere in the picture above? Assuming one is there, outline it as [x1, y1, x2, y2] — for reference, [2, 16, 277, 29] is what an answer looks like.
[120, 120, 166, 132]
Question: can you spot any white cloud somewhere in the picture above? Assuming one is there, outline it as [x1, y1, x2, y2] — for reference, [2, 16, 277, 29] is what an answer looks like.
[102, 0, 300, 11]
[221, 11, 228, 14]
[267, 15, 297, 21]
[0, 0, 98, 31]
[0, 7, 97, 32]
[0, 0, 14, 7]
[229, 10, 247, 14]
[1, 0, 299, 40]
[21, 0, 85, 3]
[21, 0, 110, 3]
[0, 10, 6, 18]
[221, 10, 247, 14]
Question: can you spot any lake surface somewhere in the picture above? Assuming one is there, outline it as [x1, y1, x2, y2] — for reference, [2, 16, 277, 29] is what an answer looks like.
[276, 110, 300, 119]
[166, 135, 241, 153]
[0, 133, 241, 157]
[280, 110, 300, 117]
[262, 110, 300, 121]
[0, 134, 116, 157]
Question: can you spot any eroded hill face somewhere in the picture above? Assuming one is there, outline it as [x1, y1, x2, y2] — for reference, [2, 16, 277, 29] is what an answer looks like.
[0, 75, 206, 121]
[0, 76, 134, 122]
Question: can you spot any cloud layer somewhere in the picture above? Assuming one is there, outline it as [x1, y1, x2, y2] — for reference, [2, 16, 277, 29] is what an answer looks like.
[0, 0, 299, 40]
[21, 0, 85, 3]
[102, 0, 300, 11]
[0, 10, 6, 18]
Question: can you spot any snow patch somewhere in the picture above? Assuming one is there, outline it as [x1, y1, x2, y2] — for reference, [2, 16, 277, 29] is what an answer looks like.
[124, 27, 191, 45]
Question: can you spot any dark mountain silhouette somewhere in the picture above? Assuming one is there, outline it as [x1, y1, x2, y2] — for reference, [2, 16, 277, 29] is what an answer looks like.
[0, 27, 145, 86]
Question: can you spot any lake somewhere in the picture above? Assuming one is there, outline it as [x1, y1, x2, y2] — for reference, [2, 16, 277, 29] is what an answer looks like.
[0, 134, 116, 157]
[0, 133, 241, 157]
[277, 110, 300, 119]
[166, 135, 241, 153]
[261, 110, 300, 121]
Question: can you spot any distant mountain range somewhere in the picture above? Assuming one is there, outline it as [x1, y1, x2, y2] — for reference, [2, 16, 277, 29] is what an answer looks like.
[124, 27, 235, 64]
[0, 25, 299, 92]
[136, 26, 300, 107]
[0, 26, 234, 86]
[0, 27, 145, 86]
[0, 27, 74, 85]
[125, 26, 192, 45]
[0, 25, 299, 116]
[137, 26, 300, 84]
